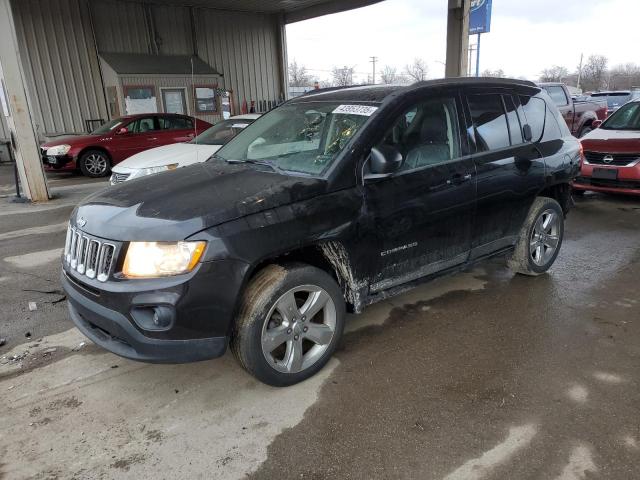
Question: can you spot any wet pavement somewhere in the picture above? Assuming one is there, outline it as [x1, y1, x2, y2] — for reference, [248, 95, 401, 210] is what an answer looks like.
[1, 169, 639, 479]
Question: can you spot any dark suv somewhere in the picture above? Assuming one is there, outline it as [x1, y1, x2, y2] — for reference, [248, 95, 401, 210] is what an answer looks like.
[62, 78, 581, 386]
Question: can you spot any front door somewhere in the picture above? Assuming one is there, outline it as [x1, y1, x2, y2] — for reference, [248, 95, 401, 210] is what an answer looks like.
[114, 116, 161, 161]
[162, 89, 187, 115]
[363, 93, 476, 292]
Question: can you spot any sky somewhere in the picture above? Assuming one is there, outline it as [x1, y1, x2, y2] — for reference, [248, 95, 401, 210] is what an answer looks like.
[286, 0, 640, 83]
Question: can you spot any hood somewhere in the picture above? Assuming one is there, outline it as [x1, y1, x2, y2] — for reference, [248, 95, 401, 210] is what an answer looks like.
[73, 161, 327, 241]
[581, 128, 640, 153]
[42, 134, 100, 148]
[112, 143, 220, 171]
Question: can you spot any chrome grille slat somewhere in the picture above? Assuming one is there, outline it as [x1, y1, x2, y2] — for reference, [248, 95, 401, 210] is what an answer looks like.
[63, 226, 117, 283]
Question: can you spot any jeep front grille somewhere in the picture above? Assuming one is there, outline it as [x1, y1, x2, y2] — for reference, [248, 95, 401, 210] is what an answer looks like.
[64, 226, 116, 282]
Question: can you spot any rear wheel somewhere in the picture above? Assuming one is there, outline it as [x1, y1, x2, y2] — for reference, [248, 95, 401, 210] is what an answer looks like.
[231, 263, 345, 387]
[508, 197, 564, 276]
[79, 149, 111, 178]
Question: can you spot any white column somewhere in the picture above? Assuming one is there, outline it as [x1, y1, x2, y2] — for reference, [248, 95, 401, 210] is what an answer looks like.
[445, 0, 471, 78]
[0, 0, 49, 202]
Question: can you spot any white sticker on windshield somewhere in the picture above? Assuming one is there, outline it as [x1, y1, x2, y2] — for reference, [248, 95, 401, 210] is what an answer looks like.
[332, 104, 378, 116]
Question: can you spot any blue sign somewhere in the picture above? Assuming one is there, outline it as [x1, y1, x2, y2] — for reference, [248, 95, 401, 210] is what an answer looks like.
[469, 0, 492, 35]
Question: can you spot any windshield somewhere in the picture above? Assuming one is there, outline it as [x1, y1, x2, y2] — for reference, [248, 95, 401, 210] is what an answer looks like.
[190, 119, 253, 145]
[601, 102, 640, 130]
[215, 102, 376, 176]
[91, 119, 124, 135]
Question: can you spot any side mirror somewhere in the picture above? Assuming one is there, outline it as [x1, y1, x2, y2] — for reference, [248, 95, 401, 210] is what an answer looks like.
[592, 120, 603, 129]
[522, 124, 533, 142]
[115, 126, 129, 135]
[365, 146, 403, 179]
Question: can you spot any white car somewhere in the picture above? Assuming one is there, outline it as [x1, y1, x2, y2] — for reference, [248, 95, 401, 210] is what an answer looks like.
[110, 114, 260, 184]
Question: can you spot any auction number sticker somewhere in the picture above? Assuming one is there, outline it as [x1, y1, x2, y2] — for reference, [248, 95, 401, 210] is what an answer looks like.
[333, 104, 378, 116]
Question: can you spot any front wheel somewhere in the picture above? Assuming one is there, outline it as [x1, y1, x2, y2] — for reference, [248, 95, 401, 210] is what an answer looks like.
[231, 263, 345, 387]
[508, 197, 564, 276]
[79, 149, 111, 178]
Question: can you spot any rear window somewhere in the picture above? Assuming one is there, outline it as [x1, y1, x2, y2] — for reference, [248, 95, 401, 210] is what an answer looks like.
[468, 94, 511, 151]
[519, 96, 545, 142]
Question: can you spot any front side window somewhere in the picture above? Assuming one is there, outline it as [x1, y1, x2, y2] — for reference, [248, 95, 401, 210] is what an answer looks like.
[468, 94, 511, 151]
[602, 102, 640, 130]
[215, 102, 375, 176]
[128, 117, 157, 133]
[378, 97, 460, 171]
[192, 119, 253, 145]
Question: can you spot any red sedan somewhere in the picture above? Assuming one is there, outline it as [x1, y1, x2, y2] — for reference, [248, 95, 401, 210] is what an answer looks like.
[574, 100, 640, 196]
[41, 114, 211, 178]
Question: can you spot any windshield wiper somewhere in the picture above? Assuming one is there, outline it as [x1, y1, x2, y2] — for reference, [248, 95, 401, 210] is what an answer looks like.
[225, 158, 282, 172]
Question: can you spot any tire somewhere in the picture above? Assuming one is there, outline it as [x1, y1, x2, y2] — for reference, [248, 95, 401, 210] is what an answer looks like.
[579, 126, 592, 138]
[508, 197, 564, 276]
[231, 263, 345, 387]
[79, 149, 111, 178]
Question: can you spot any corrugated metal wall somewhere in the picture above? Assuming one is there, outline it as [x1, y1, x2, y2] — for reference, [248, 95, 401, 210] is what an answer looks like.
[11, 0, 108, 138]
[8, 0, 285, 137]
[0, 115, 8, 140]
[195, 9, 284, 113]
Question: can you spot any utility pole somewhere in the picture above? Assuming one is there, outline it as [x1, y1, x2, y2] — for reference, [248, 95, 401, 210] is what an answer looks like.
[370, 56, 378, 84]
[445, 0, 470, 78]
[576, 53, 584, 90]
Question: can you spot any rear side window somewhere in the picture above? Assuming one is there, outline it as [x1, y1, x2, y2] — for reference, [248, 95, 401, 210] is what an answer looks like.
[504, 96, 523, 145]
[542, 102, 563, 141]
[544, 86, 569, 107]
[468, 94, 511, 151]
[519, 96, 545, 142]
[159, 116, 193, 130]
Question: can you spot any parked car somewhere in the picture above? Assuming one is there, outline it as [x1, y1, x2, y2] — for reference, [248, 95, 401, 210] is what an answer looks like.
[590, 91, 632, 116]
[41, 114, 211, 178]
[573, 99, 640, 196]
[61, 79, 580, 386]
[539, 82, 607, 137]
[109, 114, 260, 184]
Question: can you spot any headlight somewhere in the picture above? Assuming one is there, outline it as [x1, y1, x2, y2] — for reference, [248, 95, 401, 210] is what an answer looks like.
[129, 163, 178, 180]
[46, 144, 71, 156]
[122, 241, 206, 278]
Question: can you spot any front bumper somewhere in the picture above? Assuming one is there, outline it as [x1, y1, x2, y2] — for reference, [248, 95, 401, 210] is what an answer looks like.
[573, 161, 640, 196]
[62, 269, 229, 363]
[42, 152, 75, 170]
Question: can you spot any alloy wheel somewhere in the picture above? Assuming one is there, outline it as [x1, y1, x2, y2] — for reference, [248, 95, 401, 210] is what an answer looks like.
[529, 209, 560, 266]
[85, 153, 108, 175]
[261, 285, 337, 374]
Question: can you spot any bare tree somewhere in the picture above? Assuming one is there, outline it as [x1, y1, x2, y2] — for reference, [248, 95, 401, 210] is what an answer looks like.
[540, 65, 569, 82]
[403, 58, 428, 82]
[581, 55, 608, 91]
[288, 59, 313, 87]
[379, 65, 398, 85]
[332, 66, 354, 86]
[481, 69, 505, 78]
[608, 62, 640, 90]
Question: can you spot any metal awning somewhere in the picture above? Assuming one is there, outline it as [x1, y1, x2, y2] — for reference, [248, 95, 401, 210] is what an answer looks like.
[128, 0, 384, 23]
[99, 53, 220, 76]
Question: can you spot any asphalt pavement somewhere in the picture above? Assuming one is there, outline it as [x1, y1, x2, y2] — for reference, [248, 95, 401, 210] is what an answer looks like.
[0, 164, 639, 479]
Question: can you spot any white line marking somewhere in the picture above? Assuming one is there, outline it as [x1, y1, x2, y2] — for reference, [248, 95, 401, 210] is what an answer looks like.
[0, 222, 67, 241]
[4, 248, 62, 268]
[555, 444, 597, 480]
[443, 424, 537, 480]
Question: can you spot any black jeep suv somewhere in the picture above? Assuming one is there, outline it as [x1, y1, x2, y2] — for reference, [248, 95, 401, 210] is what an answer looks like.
[62, 78, 580, 386]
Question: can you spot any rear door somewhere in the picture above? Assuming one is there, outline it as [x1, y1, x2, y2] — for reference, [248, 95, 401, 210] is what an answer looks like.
[363, 92, 476, 292]
[465, 90, 545, 259]
[157, 115, 196, 144]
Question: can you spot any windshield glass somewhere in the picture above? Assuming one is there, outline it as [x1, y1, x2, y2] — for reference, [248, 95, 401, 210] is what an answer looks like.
[91, 119, 124, 135]
[190, 119, 253, 145]
[215, 102, 376, 176]
[602, 102, 640, 130]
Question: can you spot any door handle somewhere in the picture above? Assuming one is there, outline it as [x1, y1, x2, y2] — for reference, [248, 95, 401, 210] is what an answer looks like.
[447, 173, 473, 185]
